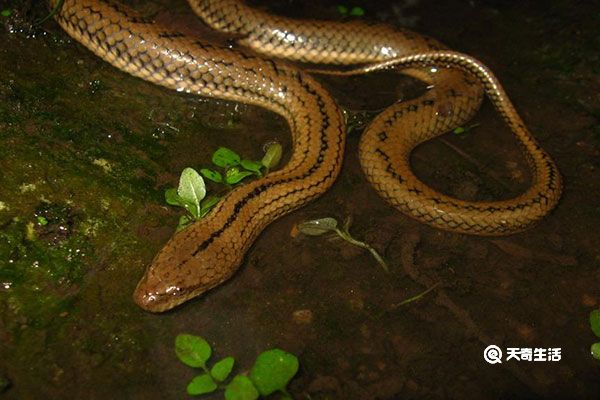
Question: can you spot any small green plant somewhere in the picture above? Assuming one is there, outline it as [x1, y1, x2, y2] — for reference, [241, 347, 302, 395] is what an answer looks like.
[1, 9, 12, 17]
[337, 4, 365, 17]
[165, 168, 220, 231]
[297, 217, 389, 272]
[590, 309, 600, 361]
[453, 123, 480, 135]
[175, 334, 298, 399]
[165, 143, 283, 231]
[201, 143, 282, 186]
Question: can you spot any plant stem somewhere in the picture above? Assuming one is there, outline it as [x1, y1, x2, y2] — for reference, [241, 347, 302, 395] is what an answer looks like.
[393, 282, 441, 308]
[334, 228, 389, 273]
[37, 0, 64, 24]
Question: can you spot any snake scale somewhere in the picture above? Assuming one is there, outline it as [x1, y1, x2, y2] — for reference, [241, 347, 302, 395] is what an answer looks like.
[49, 0, 561, 312]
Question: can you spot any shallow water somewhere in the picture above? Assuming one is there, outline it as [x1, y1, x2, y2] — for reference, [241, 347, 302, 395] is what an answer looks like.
[1, 0, 599, 398]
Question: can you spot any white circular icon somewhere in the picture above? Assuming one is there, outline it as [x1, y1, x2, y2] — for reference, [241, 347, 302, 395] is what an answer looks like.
[483, 345, 503, 364]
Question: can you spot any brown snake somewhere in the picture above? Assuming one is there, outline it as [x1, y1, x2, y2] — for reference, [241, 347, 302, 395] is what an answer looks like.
[49, 0, 561, 312]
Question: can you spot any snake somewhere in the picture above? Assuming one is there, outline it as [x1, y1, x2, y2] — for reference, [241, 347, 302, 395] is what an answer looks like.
[48, 0, 562, 312]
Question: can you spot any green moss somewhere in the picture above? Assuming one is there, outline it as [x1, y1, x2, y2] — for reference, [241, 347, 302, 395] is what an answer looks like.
[0, 216, 86, 330]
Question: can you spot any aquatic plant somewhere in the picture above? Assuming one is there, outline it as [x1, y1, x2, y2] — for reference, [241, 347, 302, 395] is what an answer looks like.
[175, 334, 298, 399]
[590, 309, 600, 361]
[453, 123, 480, 135]
[336, 5, 365, 17]
[201, 143, 282, 185]
[297, 217, 389, 272]
[165, 168, 220, 231]
[165, 143, 282, 231]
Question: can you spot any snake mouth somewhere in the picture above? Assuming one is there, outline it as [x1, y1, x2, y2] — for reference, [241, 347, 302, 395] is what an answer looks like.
[133, 277, 195, 313]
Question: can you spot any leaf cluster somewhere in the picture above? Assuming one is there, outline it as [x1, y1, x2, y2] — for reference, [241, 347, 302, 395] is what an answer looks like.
[175, 334, 298, 399]
[201, 144, 282, 185]
[164, 143, 282, 231]
[590, 310, 600, 360]
[336, 4, 365, 17]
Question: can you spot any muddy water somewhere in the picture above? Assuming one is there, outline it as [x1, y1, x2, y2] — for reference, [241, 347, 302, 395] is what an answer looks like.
[1, 0, 599, 398]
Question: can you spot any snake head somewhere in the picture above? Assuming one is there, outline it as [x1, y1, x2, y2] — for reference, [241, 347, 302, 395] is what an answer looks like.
[133, 222, 240, 312]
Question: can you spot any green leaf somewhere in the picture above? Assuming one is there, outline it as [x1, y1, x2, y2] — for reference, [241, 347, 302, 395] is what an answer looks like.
[187, 374, 217, 395]
[212, 147, 241, 168]
[225, 375, 259, 400]
[349, 6, 364, 16]
[176, 215, 193, 232]
[200, 168, 223, 183]
[591, 342, 600, 360]
[453, 127, 466, 135]
[199, 196, 221, 218]
[167, 187, 200, 219]
[183, 202, 200, 219]
[336, 5, 348, 15]
[249, 349, 299, 396]
[177, 168, 206, 217]
[165, 188, 184, 206]
[261, 142, 283, 169]
[240, 159, 263, 175]
[225, 168, 254, 185]
[211, 356, 235, 382]
[1, 9, 12, 17]
[175, 334, 212, 368]
[297, 217, 339, 236]
[590, 310, 600, 338]
[37, 216, 48, 226]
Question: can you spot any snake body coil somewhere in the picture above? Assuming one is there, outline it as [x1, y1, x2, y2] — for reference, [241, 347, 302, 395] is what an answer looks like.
[50, 0, 561, 312]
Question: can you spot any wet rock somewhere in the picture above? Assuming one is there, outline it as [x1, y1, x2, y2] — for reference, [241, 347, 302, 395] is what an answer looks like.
[34, 203, 76, 245]
[405, 378, 420, 392]
[347, 295, 365, 312]
[555, 313, 569, 328]
[389, 334, 421, 362]
[465, 241, 489, 260]
[339, 242, 363, 260]
[292, 309, 313, 325]
[506, 160, 525, 182]
[491, 240, 578, 267]
[300, 250, 315, 267]
[337, 358, 351, 371]
[360, 323, 371, 339]
[364, 223, 396, 253]
[532, 369, 555, 387]
[243, 265, 263, 289]
[454, 180, 480, 199]
[365, 376, 406, 399]
[515, 322, 537, 343]
[546, 233, 564, 250]
[581, 293, 598, 307]
[307, 375, 341, 394]
[0, 374, 11, 393]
